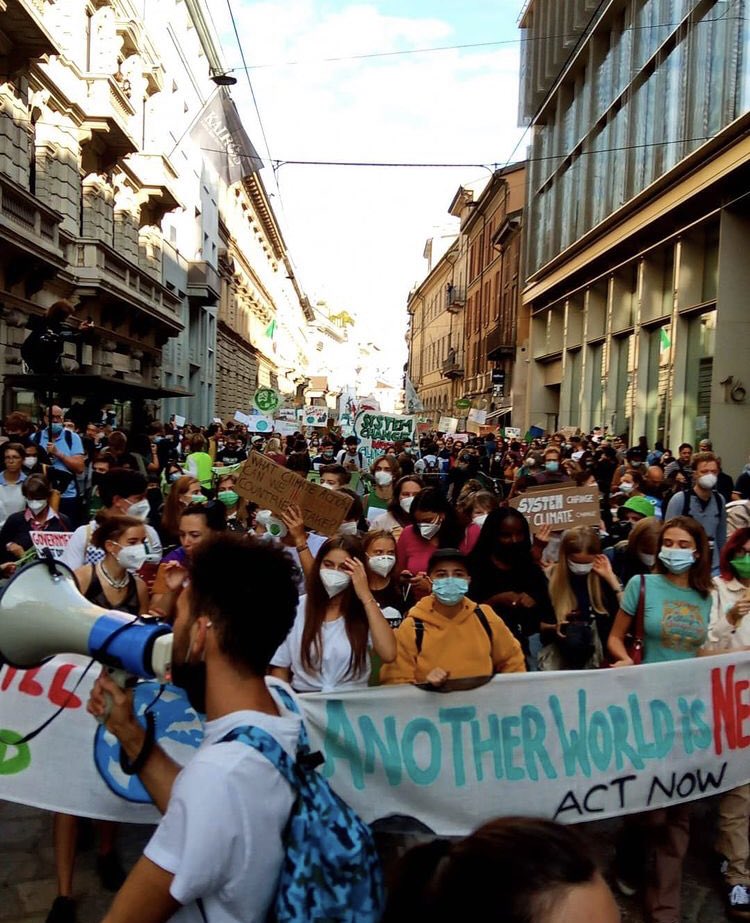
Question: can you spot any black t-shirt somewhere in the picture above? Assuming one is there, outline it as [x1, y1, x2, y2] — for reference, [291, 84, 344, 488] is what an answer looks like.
[470, 560, 554, 649]
[216, 446, 247, 467]
[372, 583, 410, 628]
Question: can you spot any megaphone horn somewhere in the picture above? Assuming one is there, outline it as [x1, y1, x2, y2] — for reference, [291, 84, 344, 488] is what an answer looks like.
[0, 559, 172, 681]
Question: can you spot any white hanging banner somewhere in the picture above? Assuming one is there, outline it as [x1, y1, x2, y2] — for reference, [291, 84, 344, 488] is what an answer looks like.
[0, 654, 749, 833]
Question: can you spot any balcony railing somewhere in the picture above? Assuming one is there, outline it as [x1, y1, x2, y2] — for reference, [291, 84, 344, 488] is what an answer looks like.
[486, 322, 516, 360]
[0, 172, 66, 268]
[442, 353, 464, 379]
[445, 285, 465, 313]
[187, 260, 221, 305]
[83, 75, 138, 154]
[73, 239, 182, 334]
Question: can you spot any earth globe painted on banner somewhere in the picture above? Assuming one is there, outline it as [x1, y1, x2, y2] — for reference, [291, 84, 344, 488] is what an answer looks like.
[253, 387, 280, 414]
[94, 683, 203, 804]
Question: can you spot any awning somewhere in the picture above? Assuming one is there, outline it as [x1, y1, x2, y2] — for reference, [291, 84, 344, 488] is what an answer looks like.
[485, 406, 512, 421]
[3, 374, 192, 402]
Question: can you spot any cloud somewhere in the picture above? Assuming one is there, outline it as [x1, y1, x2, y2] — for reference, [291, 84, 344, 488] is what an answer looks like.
[213, 1, 524, 382]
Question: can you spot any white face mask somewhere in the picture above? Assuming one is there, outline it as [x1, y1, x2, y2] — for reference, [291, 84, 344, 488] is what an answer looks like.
[127, 499, 151, 521]
[697, 473, 718, 490]
[418, 520, 441, 540]
[27, 499, 47, 514]
[619, 482, 634, 494]
[339, 521, 359, 536]
[568, 561, 594, 576]
[638, 552, 656, 567]
[319, 568, 352, 598]
[116, 543, 148, 573]
[374, 470, 393, 486]
[473, 513, 489, 528]
[321, 482, 336, 490]
[22, 457, 36, 469]
[400, 496, 415, 513]
[368, 554, 396, 578]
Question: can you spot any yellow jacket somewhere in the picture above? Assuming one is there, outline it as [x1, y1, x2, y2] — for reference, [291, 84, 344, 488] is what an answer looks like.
[380, 595, 526, 685]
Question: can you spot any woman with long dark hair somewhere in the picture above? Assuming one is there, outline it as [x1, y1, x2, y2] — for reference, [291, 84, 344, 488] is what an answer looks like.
[607, 516, 714, 923]
[269, 535, 396, 692]
[468, 508, 553, 668]
[396, 487, 480, 598]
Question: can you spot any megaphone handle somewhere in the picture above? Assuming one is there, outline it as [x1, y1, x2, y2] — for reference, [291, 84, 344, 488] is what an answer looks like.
[97, 667, 130, 725]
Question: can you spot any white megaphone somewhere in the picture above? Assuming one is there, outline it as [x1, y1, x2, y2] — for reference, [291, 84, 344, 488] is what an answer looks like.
[0, 558, 172, 683]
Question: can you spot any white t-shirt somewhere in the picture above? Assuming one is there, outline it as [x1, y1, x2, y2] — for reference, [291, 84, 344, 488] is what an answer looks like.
[270, 596, 371, 693]
[144, 681, 302, 923]
[60, 520, 163, 568]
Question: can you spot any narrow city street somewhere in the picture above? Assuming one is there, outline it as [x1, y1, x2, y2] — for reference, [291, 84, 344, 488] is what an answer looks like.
[0, 799, 730, 923]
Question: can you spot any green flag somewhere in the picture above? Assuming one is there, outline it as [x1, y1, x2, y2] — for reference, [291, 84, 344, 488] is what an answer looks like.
[659, 328, 671, 350]
[265, 319, 276, 338]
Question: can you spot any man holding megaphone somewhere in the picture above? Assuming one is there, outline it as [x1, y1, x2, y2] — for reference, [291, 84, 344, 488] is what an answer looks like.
[85, 534, 303, 923]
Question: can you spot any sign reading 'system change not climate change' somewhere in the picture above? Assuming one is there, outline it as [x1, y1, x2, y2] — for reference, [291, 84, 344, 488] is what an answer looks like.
[0, 653, 748, 834]
[354, 411, 415, 466]
[510, 485, 600, 534]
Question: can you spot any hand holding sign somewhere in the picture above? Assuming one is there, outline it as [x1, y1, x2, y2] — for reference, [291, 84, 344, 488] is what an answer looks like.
[236, 452, 352, 536]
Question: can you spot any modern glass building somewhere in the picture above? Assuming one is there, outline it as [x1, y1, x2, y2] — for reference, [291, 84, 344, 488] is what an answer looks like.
[520, 0, 750, 475]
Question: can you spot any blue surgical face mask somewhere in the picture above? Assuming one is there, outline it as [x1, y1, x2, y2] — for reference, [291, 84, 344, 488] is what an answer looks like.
[432, 576, 469, 606]
[49, 422, 63, 437]
[545, 460, 559, 472]
[658, 547, 696, 574]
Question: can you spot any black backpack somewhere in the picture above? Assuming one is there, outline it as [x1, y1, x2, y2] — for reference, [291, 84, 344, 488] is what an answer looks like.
[681, 488, 724, 517]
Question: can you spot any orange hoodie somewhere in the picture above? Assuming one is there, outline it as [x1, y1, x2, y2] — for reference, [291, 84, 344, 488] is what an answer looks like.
[380, 595, 526, 685]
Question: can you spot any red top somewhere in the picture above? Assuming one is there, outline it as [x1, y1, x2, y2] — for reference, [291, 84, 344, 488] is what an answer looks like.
[396, 522, 480, 576]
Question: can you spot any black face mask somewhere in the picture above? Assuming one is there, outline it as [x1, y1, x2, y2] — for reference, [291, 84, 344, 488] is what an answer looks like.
[171, 660, 206, 714]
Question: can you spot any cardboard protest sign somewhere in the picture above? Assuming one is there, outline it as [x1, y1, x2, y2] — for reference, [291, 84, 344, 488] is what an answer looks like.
[2, 653, 749, 834]
[504, 426, 521, 438]
[236, 452, 352, 536]
[510, 484, 600, 534]
[30, 532, 73, 560]
[353, 411, 415, 466]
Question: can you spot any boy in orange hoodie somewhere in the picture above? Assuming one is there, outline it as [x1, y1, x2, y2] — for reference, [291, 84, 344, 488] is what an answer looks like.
[380, 548, 526, 686]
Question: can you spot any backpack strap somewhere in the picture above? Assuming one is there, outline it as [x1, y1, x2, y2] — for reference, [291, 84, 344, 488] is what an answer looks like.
[682, 489, 691, 517]
[473, 605, 493, 646]
[413, 617, 425, 655]
[413, 611, 491, 657]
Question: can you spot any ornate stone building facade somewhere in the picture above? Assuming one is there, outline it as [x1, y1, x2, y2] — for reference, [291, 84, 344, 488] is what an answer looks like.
[0, 0, 310, 426]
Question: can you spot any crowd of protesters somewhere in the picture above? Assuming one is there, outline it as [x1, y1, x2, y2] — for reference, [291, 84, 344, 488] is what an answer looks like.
[0, 407, 749, 923]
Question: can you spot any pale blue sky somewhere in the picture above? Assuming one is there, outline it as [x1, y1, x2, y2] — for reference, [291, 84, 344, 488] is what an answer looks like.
[212, 1, 527, 381]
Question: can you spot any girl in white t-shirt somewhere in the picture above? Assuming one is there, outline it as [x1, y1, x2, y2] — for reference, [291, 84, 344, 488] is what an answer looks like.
[270, 535, 397, 692]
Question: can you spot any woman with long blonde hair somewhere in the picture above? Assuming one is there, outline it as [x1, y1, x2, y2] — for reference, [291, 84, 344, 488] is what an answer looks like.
[539, 526, 622, 670]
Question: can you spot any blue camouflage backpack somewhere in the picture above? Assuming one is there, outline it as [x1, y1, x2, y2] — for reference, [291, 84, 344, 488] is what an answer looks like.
[201, 685, 384, 923]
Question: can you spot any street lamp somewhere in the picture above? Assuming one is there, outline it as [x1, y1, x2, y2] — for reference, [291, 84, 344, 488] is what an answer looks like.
[210, 71, 237, 86]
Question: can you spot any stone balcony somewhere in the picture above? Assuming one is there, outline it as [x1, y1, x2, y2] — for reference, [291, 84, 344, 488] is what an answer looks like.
[0, 171, 67, 279]
[72, 239, 183, 335]
[121, 152, 182, 219]
[82, 74, 138, 155]
[0, 0, 61, 60]
[187, 260, 221, 306]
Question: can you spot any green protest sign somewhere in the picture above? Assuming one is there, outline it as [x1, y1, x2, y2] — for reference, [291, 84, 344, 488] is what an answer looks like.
[253, 387, 280, 414]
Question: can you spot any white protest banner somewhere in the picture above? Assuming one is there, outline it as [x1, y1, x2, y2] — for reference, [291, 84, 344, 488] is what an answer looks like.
[30, 532, 73, 560]
[510, 484, 600, 534]
[235, 451, 352, 536]
[246, 414, 274, 434]
[233, 410, 250, 425]
[353, 411, 415, 467]
[1, 654, 749, 832]
[274, 421, 297, 437]
[172, 414, 186, 428]
[468, 409, 487, 425]
[437, 416, 458, 435]
[302, 406, 328, 427]
[504, 426, 522, 439]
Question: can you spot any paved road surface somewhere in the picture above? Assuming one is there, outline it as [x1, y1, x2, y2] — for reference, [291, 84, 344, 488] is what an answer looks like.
[0, 798, 729, 922]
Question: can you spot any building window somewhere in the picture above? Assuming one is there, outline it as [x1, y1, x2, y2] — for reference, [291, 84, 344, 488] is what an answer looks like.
[685, 310, 716, 442]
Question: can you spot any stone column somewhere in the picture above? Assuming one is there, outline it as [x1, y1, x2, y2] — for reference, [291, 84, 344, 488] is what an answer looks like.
[0, 83, 31, 188]
[81, 173, 114, 242]
[113, 176, 141, 263]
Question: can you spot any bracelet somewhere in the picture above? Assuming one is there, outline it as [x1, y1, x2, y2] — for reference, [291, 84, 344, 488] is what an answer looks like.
[296, 543, 309, 552]
[119, 712, 155, 776]
[362, 597, 377, 606]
